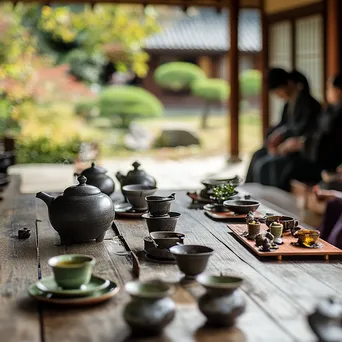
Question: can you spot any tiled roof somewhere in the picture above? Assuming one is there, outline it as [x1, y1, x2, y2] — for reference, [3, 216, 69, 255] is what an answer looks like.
[145, 9, 261, 53]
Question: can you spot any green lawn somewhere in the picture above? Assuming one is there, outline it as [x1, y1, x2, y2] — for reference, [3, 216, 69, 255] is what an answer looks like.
[95, 110, 262, 159]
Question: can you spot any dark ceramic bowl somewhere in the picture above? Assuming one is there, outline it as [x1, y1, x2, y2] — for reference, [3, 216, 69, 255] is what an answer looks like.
[169, 245, 214, 278]
[145, 194, 175, 217]
[201, 176, 242, 189]
[223, 200, 260, 214]
[122, 185, 157, 211]
[150, 231, 185, 249]
[265, 215, 298, 232]
[143, 236, 176, 260]
[143, 212, 181, 233]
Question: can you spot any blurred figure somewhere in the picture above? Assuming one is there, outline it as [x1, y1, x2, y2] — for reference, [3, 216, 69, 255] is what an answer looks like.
[245, 68, 321, 184]
[266, 74, 342, 190]
[313, 180, 342, 248]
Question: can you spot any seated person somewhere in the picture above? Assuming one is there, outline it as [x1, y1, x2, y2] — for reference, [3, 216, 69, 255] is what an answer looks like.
[313, 184, 342, 248]
[246, 68, 321, 184]
[264, 74, 342, 191]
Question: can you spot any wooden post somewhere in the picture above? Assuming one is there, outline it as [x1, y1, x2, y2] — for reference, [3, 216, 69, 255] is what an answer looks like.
[326, 0, 341, 79]
[228, 0, 240, 161]
[260, 0, 269, 138]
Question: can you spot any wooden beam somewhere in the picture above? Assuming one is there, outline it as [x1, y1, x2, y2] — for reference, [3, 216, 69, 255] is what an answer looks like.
[325, 0, 341, 78]
[229, 0, 240, 160]
[260, 0, 269, 138]
[14, 0, 261, 7]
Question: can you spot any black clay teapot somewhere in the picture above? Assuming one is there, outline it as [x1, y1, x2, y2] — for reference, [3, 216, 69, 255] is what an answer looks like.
[75, 162, 115, 196]
[116, 161, 157, 195]
[36, 175, 115, 245]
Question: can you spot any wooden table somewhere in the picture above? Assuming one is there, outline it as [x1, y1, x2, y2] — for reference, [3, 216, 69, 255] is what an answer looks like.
[1, 176, 341, 342]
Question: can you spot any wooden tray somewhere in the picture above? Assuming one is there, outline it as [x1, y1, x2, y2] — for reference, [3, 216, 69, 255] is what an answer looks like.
[187, 192, 213, 204]
[228, 224, 342, 260]
[205, 209, 263, 221]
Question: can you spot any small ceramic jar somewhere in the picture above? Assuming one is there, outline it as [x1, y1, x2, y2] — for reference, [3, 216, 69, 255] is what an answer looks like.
[124, 280, 175, 336]
[197, 274, 246, 327]
[247, 222, 261, 240]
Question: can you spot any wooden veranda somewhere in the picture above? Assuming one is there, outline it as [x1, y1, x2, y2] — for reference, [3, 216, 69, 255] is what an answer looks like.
[15, 0, 342, 159]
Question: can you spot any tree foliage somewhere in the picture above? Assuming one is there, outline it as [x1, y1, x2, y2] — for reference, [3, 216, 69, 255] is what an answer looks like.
[0, 3, 37, 101]
[154, 62, 206, 91]
[191, 79, 230, 101]
[240, 69, 261, 97]
[38, 5, 160, 81]
[84, 86, 163, 128]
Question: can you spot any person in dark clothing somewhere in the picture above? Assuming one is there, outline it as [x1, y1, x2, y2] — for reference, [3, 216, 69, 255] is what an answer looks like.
[245, 68, 321, 183]
[313, 184, 342, 248]
[264, 74, 342, 191]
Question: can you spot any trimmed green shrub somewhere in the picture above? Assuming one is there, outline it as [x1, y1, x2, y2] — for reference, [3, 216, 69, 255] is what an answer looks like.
[98, 86, 163, 128]
[154, 62, 206, 91]
[191, 79, 229, 129]
[191, 79, 230, 101]
[240, 69, 261, 97]
[16, 136, 82, 164]
[74, 99, 98, 119]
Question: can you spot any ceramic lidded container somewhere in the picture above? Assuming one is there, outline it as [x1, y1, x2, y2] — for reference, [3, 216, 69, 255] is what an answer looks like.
[75, 162, 115, 196]
[197, 274, 246, 327]
[36, 175, 115, 244]
[124, 280, 176, 336]
[116, 161, 157, 195]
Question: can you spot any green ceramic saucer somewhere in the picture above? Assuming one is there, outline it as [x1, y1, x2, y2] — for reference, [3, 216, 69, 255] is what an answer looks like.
[36, 275, 110, 297]
[28, 280, 119, 306]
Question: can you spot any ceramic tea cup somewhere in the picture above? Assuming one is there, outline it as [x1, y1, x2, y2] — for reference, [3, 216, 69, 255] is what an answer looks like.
[197, 274, 245, 327]
[294, 229, 320, 247]
[48, 254, 95, 289]
[150, 231, 185, 249]
[124, 280, 176, 336]
[270, 222, 283, 239]
[265, 215, 298, 231]
[143, 212, 181, 233]
[247, 222, 261, 240]
[169, 245, 214, 278]
[145, 194, 175, 217]
[122, 185, 157, 211]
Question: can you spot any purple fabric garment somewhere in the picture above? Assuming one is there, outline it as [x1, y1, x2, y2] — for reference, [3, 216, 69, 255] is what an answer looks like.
[319, 198, 342, 240]
[327, 211, 342, 248]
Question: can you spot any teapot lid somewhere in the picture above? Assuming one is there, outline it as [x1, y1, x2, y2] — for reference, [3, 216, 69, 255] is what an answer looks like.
[127, 161, 145, 177]
[81, 162, 107, 177]
[64, 175, 101, 197]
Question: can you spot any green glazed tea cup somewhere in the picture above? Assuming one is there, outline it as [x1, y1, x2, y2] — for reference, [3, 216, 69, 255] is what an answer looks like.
[48, 254, 96, 289]
[270, 223, 283, 239]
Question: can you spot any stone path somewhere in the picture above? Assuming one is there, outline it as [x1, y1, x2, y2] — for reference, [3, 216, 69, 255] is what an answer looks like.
[8, 155, 249, 193]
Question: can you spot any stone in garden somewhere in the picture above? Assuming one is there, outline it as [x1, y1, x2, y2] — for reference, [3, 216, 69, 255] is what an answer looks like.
[124, 123, 154, 150]
[154, 129, 200, 148]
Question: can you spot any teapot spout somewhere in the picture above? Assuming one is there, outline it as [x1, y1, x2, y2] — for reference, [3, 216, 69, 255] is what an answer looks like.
[115, 171, 125, 184]
[36, 192, 55, 207]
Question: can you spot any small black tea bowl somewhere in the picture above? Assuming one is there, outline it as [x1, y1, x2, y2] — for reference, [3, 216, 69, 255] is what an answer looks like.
[169, 244, 214, 278]
[142, 212, 181, 233]
[145, 193, 175, 217]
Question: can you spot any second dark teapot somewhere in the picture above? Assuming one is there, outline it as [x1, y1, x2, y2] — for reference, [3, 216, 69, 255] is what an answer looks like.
[116, 161, 157, 195]
[75, 162, 115, 196]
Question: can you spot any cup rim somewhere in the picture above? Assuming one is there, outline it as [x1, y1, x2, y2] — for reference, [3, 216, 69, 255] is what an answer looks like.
[150, 232, 185, 240]
[196, 274, 243, 289]
[145, 195, 174, 202]
[122, 184, 157, 192]
[125, 280, 174, 298]
[48, 254, 96, 268]
[169, 244, 214, 256]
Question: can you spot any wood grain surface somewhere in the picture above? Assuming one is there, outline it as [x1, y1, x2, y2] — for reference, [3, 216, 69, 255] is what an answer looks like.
[1, 183, 341, 342]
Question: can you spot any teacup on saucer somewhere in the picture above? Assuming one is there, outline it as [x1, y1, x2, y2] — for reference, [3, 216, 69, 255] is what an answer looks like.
[48, 254, 95, 289]
[36, 275, 110, 297]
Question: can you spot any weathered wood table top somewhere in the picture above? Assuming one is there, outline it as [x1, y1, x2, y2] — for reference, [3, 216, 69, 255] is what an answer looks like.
[1, 176, 341, 342]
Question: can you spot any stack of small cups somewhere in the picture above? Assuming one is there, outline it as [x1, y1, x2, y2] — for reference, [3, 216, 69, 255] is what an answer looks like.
[142, 193, 181, 233]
